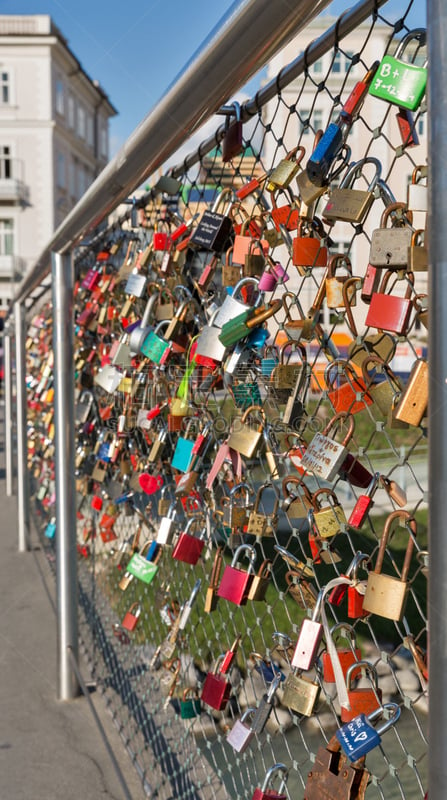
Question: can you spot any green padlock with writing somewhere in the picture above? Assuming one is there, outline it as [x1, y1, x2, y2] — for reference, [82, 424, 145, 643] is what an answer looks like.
[369, 29, 427, 111]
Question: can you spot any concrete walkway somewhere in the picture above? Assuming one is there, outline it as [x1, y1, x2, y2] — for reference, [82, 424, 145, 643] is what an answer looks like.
[0, 442, 146, 799]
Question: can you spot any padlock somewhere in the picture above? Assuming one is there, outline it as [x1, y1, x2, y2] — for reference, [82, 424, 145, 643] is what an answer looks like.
[271, 340, 307, 393]
[322, 623, 362, 683]
[301, 411, 355, 482]
[365, 270, 414, 336]
[204, 546, 223, 613]
[171, 518, 206, 565]
[344, 278, 396, 367]
[247, 560, 272, 602]
[408, 230, 428, 271]
[217, 544, 257, 605]
[220, 101, 243, 162]
[156, 501, 178, 545]
[326, 550, 369, 607]
[305, 117, 351, 188]
[189, 188, 234, 252]
[227, 404, 267, 459]
[285, 570, 318, 611]
[347, 555, 371, 619]
[226, 708, 257, 753]
[266, 146, 305, 191]
[213, 276, 262, 328]
[407, 164, 428, 211]
[348, 473, 381, 529]
[109, 333, 132, 368]
[325, 254, 356, 309]
[126, 542, 162, 585]
[387, 391, 410, 429]
[222, 482, 253, 528]
[323, 157, 381, 223]
[219, 298, 282, 349]
[251, 764, 288, 800]
[246, 481, 279, 538]
[249, 672, 282, 734]
[304, 733, 369, 799]
[341, 660, 383, 723]
[281, 475, 313, 520]
[413, 293, 428, 329]
[201, 636, 240, 710]
[369, 28, 427, 110]
[282, 364, 310, 430]
[124, 271, 147, 298]
[140, 320, 172, 364]
[180, 688, 202, 720]
[154, 288, 175, 321]
[336, 702, 401, 761]
[194, 309, 227, 363]
[222, 245, 242, 287]
[292, 220, 328, 272]
[361, 355, 403, 416]
[369, 202, 413, 269]
[121, 602, 142, 632]
[281, 665, 321, 717]
[396, 107, 419, 147]
[393, 358, 428, 426]
[291, 588, 325, 670]
[269, 186, 300, 232]
[325, 358, 372, 417]
[232, 218, 269, 267]
[362, 510, 417, 621]
[311, 488, 347, 539]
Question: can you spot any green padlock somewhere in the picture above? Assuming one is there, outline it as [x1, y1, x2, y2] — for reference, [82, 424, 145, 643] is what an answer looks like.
[180, 688, 202, 719]
[369, 29, 427, 111]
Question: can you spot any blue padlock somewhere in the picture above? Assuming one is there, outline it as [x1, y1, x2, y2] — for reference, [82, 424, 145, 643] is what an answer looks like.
[306, 118, 349, 187]
[336, 702, 401, 761]
[44, 517, 56, 540]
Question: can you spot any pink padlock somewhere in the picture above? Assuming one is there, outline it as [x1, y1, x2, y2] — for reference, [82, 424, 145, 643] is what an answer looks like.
[258, 270, 277, 292]
[272, 260, 289, 283]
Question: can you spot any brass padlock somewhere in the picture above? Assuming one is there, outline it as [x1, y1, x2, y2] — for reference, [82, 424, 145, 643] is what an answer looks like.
[222, 482, 253, 528]
[247, 559, 272, 601]
[311, 488, 347, 539]
[362, 510, 416, 621]
[369, 202, 413, 269]
[227, 404, 266, 458]
[361, 355, 403, 416]
[281, 475, 313, 520]
[325, 254, 356, 309]
[271, 339, 307, 393]
[246, 481, 279, 537]
[323, 157, 381, 223]
[266, 146, 305, 191]
[222, 245, 242, 287]
[408, 229, 428, 271]
[281, 666, 321, 716]
[393, 358, 428, 426]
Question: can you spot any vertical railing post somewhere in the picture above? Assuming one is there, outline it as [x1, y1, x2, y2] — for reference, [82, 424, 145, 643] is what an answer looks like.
[14, 300, 29, 551]
[4, 323, 14, 497]
[428, 1, 447, 797]
[52, 250, 80, 700]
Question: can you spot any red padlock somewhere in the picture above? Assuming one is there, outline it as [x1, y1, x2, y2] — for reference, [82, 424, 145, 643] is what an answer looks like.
[325, 359, 373, 417]
[201, 637, 240, 711]
[348, 555, 371, 620]
[121, 602, 141, 632]
[217, 544, 256, 606]
[348, 473, 381, 529]
[252, 764, 289, 800]
[171, 519, 206, 566]
[340, 660, 382, 723]
[327, 552, 370, 609]
[322, 623, 362, 683]
[91, 495, 103, 511]
[365, 270, 415, 336]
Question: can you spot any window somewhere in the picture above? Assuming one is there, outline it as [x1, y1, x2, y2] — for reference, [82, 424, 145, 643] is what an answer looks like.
[0, 71, 10, 104]
[68, 94, 75, 129]
[99, 123, 108, 158]
[299, 109, 323, 134]
[56, 152, 66, 188]
[86, 113, 94, 148]
[55, 78, 64, 115]
[310, 59, 323, 74]
[69, 157, 76, 197]
[418, 116, 425, 136]
[0, 146, 11, 179]
[333, 51, 354, 73]
[77, 105, 86, 139]
[0, 219, 14, 255]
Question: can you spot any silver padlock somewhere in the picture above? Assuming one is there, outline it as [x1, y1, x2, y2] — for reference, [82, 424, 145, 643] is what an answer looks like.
[212, 276, 262, 328]
[407, 164, 427, 212]
[226, 708, 256, 753]
[369, 202, 413, 269]
[156, 501, 178, 545]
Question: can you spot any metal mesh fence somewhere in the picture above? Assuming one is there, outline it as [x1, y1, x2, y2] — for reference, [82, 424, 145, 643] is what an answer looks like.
[24, 0, 428, 797]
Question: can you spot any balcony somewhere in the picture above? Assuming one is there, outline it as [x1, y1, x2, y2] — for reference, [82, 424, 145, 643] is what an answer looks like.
[0, 160, 29, 205]
[0, 254, 26, 281]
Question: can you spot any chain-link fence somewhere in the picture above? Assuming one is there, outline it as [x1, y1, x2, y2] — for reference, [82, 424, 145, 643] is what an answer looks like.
[22, 0, 429, 797]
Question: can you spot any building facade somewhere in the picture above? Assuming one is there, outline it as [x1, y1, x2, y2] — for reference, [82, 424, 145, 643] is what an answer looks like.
[0, 15, 116, 310]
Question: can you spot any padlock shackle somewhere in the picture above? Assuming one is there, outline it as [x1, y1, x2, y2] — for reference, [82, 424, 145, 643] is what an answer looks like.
[379, 201, 413, 229]
[328, 621, 358, 649]
[278, 338, 307, 366]
[379, 269, 414, 298]
[260, 763, 289, 793]
[339, 156, 382, 191]
[342, 277, 362, 337]
[246, 298, 283, 329]
[374, 510, 417, 580]
[324, 357, 363, 393]
[346, 658, 379, 691]
[394, 28, 426, 59]
[327, 253, 353, 279]
[274, 544, 315, 577]
[311, 486, 340, 510]
[361, 354, 402, 393]
[321, 411, 356, 447]
[281, 475, 313, 504]
[253, 481, 279, 514]
[230, 543, 257, 571]
[240, 403, 266, 431]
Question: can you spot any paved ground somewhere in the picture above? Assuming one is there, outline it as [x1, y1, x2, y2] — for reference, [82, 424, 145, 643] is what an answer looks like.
[0, 436, 146, 799]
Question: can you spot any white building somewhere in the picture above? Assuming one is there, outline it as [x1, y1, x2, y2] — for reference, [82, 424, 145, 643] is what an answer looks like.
[0, 15, 117, 310]
[262, 16, 427, 346]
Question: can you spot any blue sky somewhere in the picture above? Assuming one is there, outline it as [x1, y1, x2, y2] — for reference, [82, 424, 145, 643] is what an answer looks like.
[2, 0, 425, 165]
